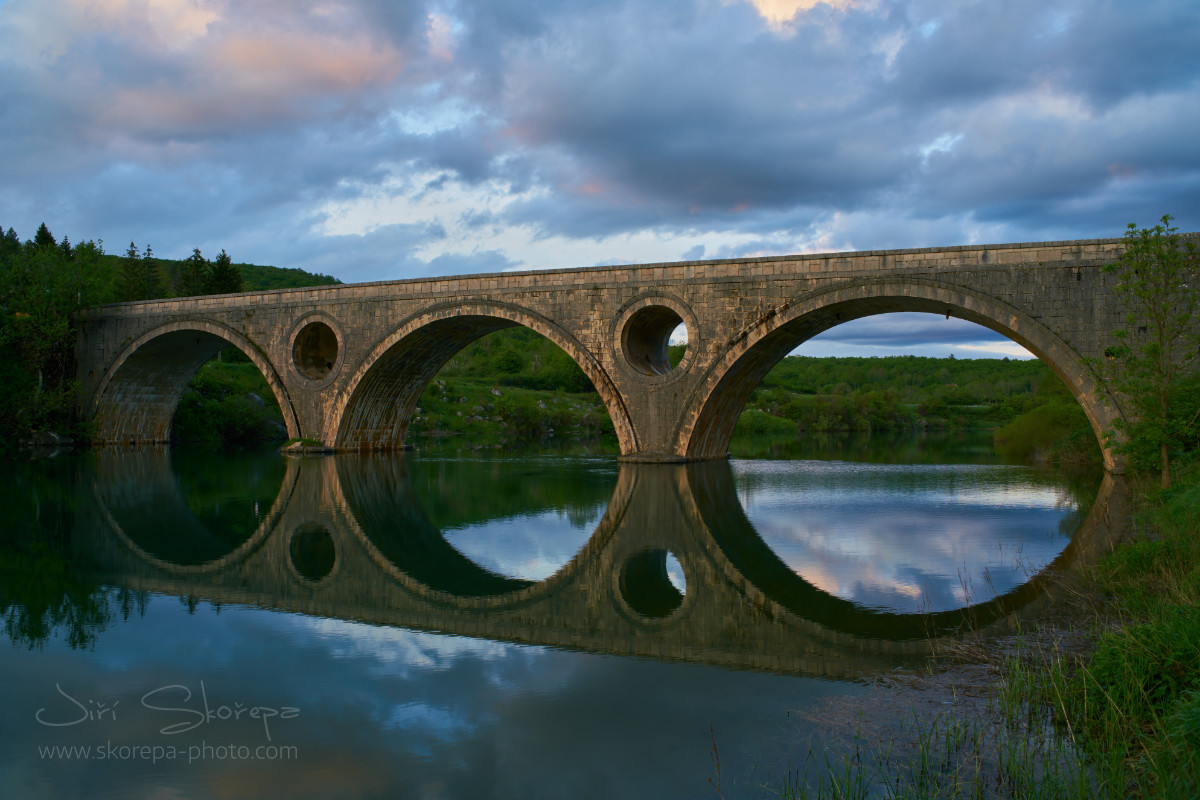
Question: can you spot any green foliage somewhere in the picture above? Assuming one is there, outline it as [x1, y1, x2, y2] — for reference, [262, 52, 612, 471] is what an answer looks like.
[734, 408, 799, 436]
[994, 402, 1093, 461]
[33, 222, 55, 248]
[0, 221, 343, 443]
[740, 355, 1054, 440]
[0, 454, 127, 650]
[116, 241, 165, 302]
[178, 247, 209, 296]
[1038, 461, 1200, 797]
[0, 232, 107, 439]
[407, 457, 616, 531]
[172, 354, 286, 445]
[434, 327, 600, 394]
[1098, 215, 1200, 488]
[238, 263, 340, 291]
[203, 249, 242, 294]
[411, 374, 614, 452]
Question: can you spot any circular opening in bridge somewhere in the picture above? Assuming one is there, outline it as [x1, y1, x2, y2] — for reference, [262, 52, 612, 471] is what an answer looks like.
[623, 306, 687, 376]
[289, 523, 336, 582]
[293, 321, 339, 381]
[620, 548, 686, 619]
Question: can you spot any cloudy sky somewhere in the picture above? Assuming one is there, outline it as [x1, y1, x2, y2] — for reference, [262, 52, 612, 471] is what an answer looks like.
[1, 0, 1197, 356]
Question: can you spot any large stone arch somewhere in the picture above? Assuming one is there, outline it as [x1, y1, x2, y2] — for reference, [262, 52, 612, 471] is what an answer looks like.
[88, 319, 299, 444]
[678, 278, 1124, 470]
[326, 301, 638, 452]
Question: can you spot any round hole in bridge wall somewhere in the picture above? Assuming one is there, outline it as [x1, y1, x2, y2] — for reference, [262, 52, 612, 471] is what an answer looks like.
[620, 548, 686, 619]
[292, 321, 339, 380]
[622, 306, 687, 376]
[289, 523, 336, 582]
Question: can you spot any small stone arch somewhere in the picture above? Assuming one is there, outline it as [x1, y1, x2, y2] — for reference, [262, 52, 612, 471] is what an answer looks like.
[88, 319, 299, 444]
[325, 301, 637, 453]
[678, 278, 1124, 470]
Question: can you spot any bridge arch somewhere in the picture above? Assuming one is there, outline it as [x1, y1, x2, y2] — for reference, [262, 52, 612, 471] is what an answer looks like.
[326, 301, 637, 452]
[678, 278, 1124, 470]
[88, 319, 300, 444]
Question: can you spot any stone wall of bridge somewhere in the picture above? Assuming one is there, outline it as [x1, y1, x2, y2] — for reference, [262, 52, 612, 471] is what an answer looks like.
[76, 236, 1137, 468]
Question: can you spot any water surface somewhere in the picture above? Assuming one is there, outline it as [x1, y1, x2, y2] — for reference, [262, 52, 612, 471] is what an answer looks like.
[0, 436, 1113, 798]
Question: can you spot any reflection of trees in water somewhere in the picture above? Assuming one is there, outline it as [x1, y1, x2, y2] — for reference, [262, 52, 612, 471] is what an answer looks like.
[3, 448, 1123, 657]
[0, 455, 151, 649]
[101, 446, 286, 565]
[338, 456, 534, 596]
[406, 457, 616, 531]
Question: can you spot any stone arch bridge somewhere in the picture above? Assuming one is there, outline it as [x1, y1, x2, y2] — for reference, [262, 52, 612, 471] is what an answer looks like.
[77, 236, 1135, 467]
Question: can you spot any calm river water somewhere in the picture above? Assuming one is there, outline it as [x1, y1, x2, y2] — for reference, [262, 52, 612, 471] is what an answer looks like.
[1, 433, 1115, 799]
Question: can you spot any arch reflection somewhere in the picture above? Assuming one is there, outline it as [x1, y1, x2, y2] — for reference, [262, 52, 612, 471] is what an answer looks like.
[86, 449, 1129, 678]
[690, 460, 1118, 639]
[336, 456, 619, 598]
[93, 446, 292, 571]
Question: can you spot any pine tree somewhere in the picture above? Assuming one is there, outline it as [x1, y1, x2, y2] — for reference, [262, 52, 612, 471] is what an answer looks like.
[0, 227, 20, 260]
[34, 222, 56, 248]
[58, 236, 73, 260]
[142, 243, 164, 299]
[117, 241, 146, 301]
[178, 248, 210, 296]
[204, 249, 243, 294]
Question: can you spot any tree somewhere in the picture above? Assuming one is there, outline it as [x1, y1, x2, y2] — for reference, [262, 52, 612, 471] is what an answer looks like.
[0, 234, 104, 437]
[204, 249, 243, 294]
[116, 241, 143, 301]
[116, 241, 163, 302]
[1099, 215, 1200, 488]
[178, 248, 210, 296]
[33, 222, 56, 248]
[141, 242, 164, 298]
[1, 228, 20, 261]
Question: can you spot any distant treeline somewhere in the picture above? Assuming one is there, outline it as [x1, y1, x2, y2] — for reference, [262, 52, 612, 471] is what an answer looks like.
[0, 222, 339, 443]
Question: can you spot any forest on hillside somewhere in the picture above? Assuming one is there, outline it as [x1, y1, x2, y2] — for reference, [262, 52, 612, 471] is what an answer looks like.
[0, 222, 338, 442]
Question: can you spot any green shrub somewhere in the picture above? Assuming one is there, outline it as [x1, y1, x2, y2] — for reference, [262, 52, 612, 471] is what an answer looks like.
[734, 408, 796, 436]
[994, 401, 1091, 461]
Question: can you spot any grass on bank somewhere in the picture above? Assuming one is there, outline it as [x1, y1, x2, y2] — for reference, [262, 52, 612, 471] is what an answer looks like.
[779, 460, 1200, 800]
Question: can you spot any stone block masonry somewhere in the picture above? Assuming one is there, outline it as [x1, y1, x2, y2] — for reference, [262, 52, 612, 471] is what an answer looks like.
[76, 235, 1154, 470]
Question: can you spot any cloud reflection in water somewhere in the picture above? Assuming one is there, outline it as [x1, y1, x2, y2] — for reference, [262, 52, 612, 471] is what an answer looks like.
[731, 460, 1080, 612]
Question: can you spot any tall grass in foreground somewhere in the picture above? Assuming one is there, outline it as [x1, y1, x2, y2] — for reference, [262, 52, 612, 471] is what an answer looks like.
[779, 460, 1199, 800]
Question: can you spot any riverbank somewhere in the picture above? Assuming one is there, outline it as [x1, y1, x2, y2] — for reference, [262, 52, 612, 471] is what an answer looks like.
[779, 459, 1199, 799]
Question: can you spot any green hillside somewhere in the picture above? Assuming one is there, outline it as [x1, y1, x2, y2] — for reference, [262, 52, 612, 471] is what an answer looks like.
[0, 222, 338, 442]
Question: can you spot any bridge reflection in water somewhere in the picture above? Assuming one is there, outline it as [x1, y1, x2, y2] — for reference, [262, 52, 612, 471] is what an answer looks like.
[84, 450, 1130, 681]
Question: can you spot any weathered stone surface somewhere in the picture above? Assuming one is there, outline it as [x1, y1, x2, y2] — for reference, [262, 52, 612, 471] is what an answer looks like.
[76, 235, 1160, 470]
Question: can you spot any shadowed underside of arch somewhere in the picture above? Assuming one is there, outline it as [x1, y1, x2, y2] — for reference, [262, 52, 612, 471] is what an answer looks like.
[682, 280, 1120, 469]
[90, 322, 299, 445]
[330, 305, 638, 452]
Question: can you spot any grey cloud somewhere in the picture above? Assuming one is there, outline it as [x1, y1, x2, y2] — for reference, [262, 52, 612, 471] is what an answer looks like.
[0, 0, 1197, 280]
[807, 314, 1012, 349]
